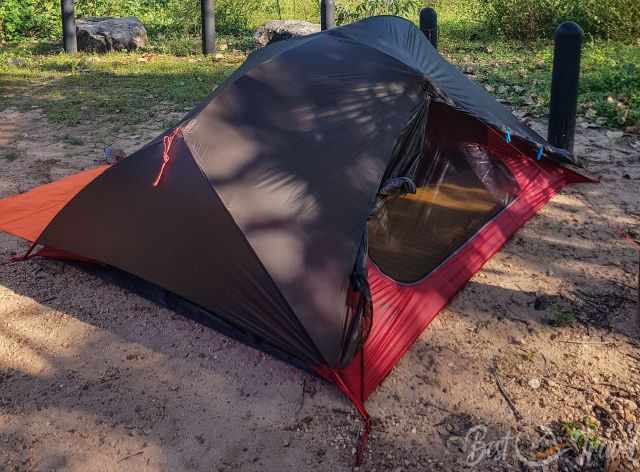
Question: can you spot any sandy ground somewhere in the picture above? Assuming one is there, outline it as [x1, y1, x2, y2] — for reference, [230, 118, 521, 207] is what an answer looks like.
[0, 107, 639, 472]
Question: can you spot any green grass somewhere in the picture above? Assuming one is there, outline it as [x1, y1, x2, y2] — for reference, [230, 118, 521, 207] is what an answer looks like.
[0, 39, 244, 130]
[546, 305, 577, 327]
[440, 36, 640, 129]
[435, 2, 640, 129]
[561, 417, 604, 451]
[1, 10, 639, 132]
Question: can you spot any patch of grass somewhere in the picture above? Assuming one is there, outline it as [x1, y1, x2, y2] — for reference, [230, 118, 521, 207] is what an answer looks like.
[63, 135, 85, 146]
[440, 33, 640, 129]
[1, 150, 21, 162]
[546, 305, 577, 327]
[561, 417, 604, 451]
[0, 41, 245, 130]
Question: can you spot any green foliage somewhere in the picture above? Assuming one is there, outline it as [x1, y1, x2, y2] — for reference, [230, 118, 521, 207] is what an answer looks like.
[159, 0, 263, 35]
[547, 305, 576, 326]
[0, 0, 61, 42]
[335, 0, 422, 25]
[0, 0, 264, 42]
[475, 0, 640, 40]
[253, 0, 320, 24]
[561, 417, 603, 451]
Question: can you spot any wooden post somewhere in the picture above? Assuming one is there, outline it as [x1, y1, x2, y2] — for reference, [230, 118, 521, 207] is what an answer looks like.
[61, 0, 77, 53]
[419, 7, 438, 49]
[201, 0, 216, 55]
[548, 22, 583, 154]
[321, 0, 335, 30]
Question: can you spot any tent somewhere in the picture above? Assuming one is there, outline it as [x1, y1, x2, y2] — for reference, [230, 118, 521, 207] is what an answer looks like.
[0, 15, 589, 461]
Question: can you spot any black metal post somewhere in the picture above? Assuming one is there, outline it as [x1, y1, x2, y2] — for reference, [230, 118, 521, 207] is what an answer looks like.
[419, 7, 438, 49]
[548, 21, 583, 154]
[201, 0, 216, 55]
[61, 0, 77, 53]
[321, 0, 335, 30]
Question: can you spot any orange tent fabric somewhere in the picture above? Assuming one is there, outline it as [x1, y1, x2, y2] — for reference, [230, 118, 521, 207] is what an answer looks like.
[0, 166, 108, 243]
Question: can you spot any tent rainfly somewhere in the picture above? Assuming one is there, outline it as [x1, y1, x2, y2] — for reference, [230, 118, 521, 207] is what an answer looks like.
[0, 16, 590, 463]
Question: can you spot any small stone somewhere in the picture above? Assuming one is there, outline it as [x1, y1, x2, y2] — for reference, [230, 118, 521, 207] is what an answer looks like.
[607, 130, 624, 141]
[283, 440, 290, 447]
[528, 378, 541, 390]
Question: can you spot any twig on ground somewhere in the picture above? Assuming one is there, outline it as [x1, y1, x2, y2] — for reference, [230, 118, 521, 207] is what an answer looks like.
[117, 450, 144, 463]
[557, 339, 614, 345]
[422, 400, 455, 415]
[490, 361, 522, 422]
[624, 352, 640, 362]
[504, 315, 530, 325]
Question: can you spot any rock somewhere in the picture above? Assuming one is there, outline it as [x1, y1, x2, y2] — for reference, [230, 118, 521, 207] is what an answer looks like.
[528, 378, 541, 390]
[606, 130, 624, 141]
[76, 17, 148, 53]
[254, 20, 320, 47]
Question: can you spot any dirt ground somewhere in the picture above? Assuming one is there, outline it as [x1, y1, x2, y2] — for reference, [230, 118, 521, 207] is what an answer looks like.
[0, 106, 639, 472]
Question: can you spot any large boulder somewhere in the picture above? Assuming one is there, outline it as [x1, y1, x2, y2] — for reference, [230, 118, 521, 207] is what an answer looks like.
[76, 17, 148, 53]
[254, 20, 320, 47]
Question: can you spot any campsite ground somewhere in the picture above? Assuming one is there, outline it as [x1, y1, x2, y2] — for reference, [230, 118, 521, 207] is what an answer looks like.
[1, 41, 640, 472]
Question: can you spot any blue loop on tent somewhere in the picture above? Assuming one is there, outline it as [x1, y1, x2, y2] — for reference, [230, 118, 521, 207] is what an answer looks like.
[536, 146, 544, 161]
[504, 128, 512, 144]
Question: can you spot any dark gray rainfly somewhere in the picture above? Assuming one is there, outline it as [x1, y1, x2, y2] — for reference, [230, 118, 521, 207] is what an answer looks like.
[36, 16, 575, 370]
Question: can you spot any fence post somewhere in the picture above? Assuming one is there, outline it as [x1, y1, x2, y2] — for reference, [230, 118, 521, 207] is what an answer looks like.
[321, 0, 336, 30]
[201, 0, 216, 55]
[419, 7, 438, 49]
[548, 22, 583, 154]
[61, 0, 77, 53]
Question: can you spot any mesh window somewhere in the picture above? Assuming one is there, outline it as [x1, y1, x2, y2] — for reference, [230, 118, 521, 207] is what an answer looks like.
[368, 110, 520, 283]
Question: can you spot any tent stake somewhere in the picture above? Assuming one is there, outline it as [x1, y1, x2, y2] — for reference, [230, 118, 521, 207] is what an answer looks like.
[548, 22, 583, 155]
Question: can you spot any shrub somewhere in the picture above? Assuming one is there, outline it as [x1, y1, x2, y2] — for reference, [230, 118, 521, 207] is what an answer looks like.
[336, 0, 423, 25]
[476, 0, 640, 40]
[163, 0, 262, 35]
[0, 0, 60, 42]
[0, 0, 261, 42]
